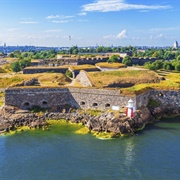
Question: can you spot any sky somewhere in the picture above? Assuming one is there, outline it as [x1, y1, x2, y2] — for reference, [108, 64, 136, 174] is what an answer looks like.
[0, 0, 180, 47]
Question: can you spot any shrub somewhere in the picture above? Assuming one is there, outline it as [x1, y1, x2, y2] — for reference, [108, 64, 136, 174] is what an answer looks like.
[11, 61, 21, 72]
[65, 70, 73, 78]
[122, 55, 132, 66]
[107, 55, 120, 63]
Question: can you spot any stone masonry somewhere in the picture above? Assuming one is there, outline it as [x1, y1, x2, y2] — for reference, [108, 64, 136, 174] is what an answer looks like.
[5, 87, 180, 111]
[5, 87, 134, 111]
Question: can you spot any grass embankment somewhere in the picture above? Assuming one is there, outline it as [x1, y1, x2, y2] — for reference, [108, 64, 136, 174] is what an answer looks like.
[95, 62, 126, 68]
[88, 70, 161, 89]
[0, 73, 71, 88]
[121, 73, 180, 95]
[69, 64, 98, 71]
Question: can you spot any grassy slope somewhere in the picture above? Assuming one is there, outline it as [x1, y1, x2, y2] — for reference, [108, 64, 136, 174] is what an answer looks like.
[121, 72, 180, 95]
[70, 64, 98, 71]
[88, 70, 161, 88]
[95, 62, 126, 68]
[0, 73, 71, 88]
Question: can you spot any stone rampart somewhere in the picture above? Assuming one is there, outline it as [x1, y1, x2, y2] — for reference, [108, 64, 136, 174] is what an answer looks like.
[5, 87, 180, 111]
[23, 67, 68, 74]
[5, 87, 134, 111]
[136, 90, 180, 108]
[131, 58, 156, 65]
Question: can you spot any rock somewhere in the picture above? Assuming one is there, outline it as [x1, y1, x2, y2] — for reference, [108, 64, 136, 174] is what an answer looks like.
[0, 104, 179, 136]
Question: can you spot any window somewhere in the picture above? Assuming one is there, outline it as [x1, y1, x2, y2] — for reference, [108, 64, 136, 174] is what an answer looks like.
[105, 103, 111, 108]
[80, 101, 85, 105]
[42, 101, 48, 105]
[24, 102, 30, 106]
[92, 103, 98, 107]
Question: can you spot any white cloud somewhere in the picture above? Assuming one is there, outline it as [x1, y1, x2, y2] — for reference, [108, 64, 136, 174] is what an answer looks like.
[103, 29, 127, 39]
[52, 20, 72, 24]
[116, 29, 127, 39]
[150, 34, 166, 40]
[103, 34, 115, 39]
[78, 12, 87, 16]
[19, 21, 38, 24]
[46, 15, 74, 19]
[82, 0, 171, 13]
[46, 14, 74, 24]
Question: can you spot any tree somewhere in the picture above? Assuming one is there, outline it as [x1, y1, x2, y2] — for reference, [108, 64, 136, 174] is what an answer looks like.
[107, 55, 120, 63]
[176, 55, 180, 61]
[65, 70, 73, 78]
[11, 61, 21, 72]
[153, 60, 164, 70]
[20, 59, 31, 69]
[122, 55, 132, 66]
[175, 62, 180, 71]
[69, 46, 78, 54]
[163, 62, 173, 71]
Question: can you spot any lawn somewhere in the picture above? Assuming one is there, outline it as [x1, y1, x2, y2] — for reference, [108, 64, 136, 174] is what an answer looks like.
[0, 73, 71, 88]
[69, 64, 98, 71]
[87, 70, 161, 88]
[95, 62, 126, 68]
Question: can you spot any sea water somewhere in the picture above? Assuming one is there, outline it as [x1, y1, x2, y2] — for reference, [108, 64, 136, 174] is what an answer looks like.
[0, 117, 180, 180]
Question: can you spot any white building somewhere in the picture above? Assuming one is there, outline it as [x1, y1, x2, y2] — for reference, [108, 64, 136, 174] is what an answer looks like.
[173, 41, 178, 49]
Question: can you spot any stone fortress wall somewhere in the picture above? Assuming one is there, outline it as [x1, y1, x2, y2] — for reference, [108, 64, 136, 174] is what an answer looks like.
[5, 87, 134, 111]
[5, 87, 180, 111]
[23, 67, 68, 74]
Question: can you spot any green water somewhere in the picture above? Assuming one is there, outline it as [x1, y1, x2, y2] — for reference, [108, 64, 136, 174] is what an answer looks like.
[0, 117, 180, 180]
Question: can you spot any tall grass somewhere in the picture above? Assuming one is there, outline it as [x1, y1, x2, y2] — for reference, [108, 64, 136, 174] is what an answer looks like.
[88, 70, 161, 88]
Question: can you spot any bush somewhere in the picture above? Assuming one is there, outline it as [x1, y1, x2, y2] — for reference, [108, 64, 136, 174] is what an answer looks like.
[107, 55, 120, 63]
[163, 62, 174, 71]
[122, 55, 132, 66]
[11, 61, 21, 72]
[65, 70, 73, 78]
[175, 63, 180, 71]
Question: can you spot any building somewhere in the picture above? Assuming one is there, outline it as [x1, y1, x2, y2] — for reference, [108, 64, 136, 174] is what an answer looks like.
[173, 41, 178, 49]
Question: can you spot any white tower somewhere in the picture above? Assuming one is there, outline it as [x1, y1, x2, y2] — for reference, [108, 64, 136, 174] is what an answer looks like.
[126, 99, 136, 118]
[173, 41, 178, 49]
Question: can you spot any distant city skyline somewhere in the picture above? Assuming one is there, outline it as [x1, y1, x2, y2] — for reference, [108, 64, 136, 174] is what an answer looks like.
[0, 0, 180, 47]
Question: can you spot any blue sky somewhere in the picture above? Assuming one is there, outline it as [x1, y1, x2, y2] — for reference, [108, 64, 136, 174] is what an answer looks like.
[0, 0, 179, 47]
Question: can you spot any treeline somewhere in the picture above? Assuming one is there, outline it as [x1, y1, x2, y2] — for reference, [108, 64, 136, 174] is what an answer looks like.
[9, 50, 57, 59]
[59, 46, 180, 60]
[8, 46, 180, 60]
[11, 59, 31, 72]
[144, 58, 180, 71]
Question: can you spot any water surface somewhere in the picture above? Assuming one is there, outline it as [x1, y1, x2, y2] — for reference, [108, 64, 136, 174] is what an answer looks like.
[0, 117, 180, 180]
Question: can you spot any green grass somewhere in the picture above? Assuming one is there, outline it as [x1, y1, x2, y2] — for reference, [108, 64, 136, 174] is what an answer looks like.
[88, 70, 161, 88]
[121, 72, 180, 95]
[70, 64, 98, 71]
[95, 62, 126, 68]
[0, 73, 71, 88]
[0, 77, 23, 88]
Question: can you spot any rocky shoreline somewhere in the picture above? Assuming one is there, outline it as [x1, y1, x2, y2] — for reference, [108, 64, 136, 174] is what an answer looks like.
[1, 104, 179, 137]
